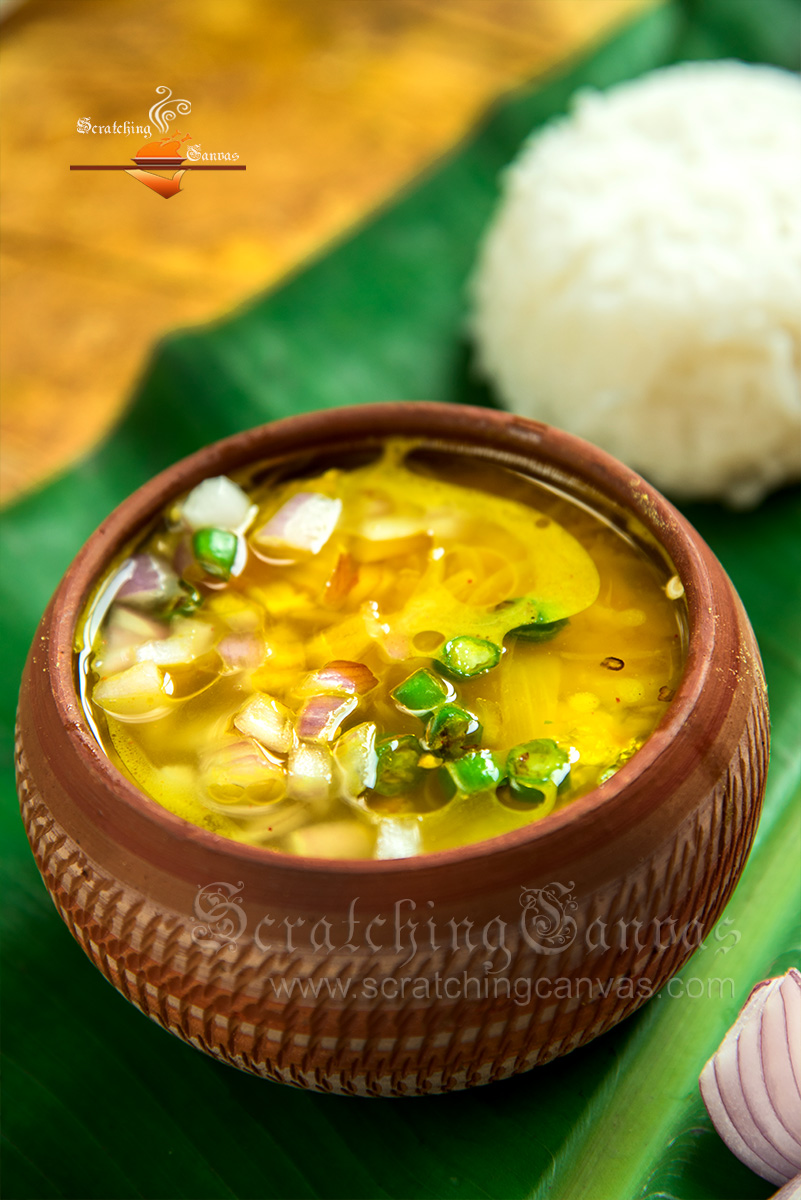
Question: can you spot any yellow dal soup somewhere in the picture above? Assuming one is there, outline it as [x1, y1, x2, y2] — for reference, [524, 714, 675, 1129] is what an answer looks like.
[76, 440, 687, 859]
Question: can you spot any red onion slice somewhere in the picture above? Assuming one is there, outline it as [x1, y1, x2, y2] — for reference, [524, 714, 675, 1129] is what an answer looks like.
[115, 553, 181, 611]
[771, 1176, 801, 1199]
[297, 660, 377, 698]
[737, 1002, 800, 1171]
[253, 492, 342, 556]
[763, 977, 801, 1148]
[296, 695, 357, 742]
[700, 970, 801, 1187]
[782, 972, 801, 1114]
[218, 633, 266, 671]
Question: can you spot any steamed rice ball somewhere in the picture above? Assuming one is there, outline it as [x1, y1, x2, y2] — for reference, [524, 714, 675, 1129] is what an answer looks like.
[470, 61, 801, 507]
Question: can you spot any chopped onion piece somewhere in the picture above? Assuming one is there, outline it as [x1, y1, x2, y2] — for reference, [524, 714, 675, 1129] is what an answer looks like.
[297, 694, 358, 742]
[136, 637, 198, 667]
[286, 742, 333, 806]
[172, 535, 194, 578]
[324, 552, 359, 607]
[234, 694, 294, 755]
[223, 607, 262, 634]
[700, 969, 801, 1187]
[285, 821, 374, 859]
[296, 660, 377, 698]
[426, 505, 467, 539]
[350, 516, 429, 563]
[201, 738, 286, 812]
[243, 800, 317, 841]
[359, 515, 423, 540]
[253, 492, 342, 556]
[180, 475, 255, 533]
[115, 553, 181, 612]
[334, 722, 378, 801]
[93, 660, 171, 721]
[218, 633, 266, 671]
[123, 614, 170, 642]
[94, 607, 169, 677]
[375, 818, 422, 860]
[136, 619, 214, 666]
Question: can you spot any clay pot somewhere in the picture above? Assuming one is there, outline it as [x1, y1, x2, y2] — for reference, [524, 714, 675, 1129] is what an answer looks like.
[16, 403, 769, 1096]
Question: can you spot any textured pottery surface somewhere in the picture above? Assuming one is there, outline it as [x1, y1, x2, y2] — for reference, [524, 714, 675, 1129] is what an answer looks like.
[16, 404, 769, 1096]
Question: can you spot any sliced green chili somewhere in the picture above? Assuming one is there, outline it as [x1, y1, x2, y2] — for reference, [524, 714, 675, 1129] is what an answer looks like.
[446, 749, 507, 796]
[391, 668, 452, 716]
[506, 738, 570, 804]
[437, 635, 501, 679]
[192, 528, 238, 580]
[373, 735, 425, 797]
[425, 703, 482, 758]
[506, 617, 569, 643]
[173, 581, 203, 616]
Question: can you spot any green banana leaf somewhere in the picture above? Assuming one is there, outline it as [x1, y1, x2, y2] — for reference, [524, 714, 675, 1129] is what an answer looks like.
[2, 1, 800, 1196]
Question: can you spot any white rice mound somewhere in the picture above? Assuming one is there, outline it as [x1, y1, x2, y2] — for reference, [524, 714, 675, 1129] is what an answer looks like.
[470, 61, 801, 506]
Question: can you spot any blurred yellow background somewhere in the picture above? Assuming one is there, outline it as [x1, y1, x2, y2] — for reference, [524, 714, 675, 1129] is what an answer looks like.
[0, 0, 649, 501]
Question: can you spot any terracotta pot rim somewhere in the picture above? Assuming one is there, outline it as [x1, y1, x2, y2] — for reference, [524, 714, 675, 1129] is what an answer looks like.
[46, 401, 720, 876]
